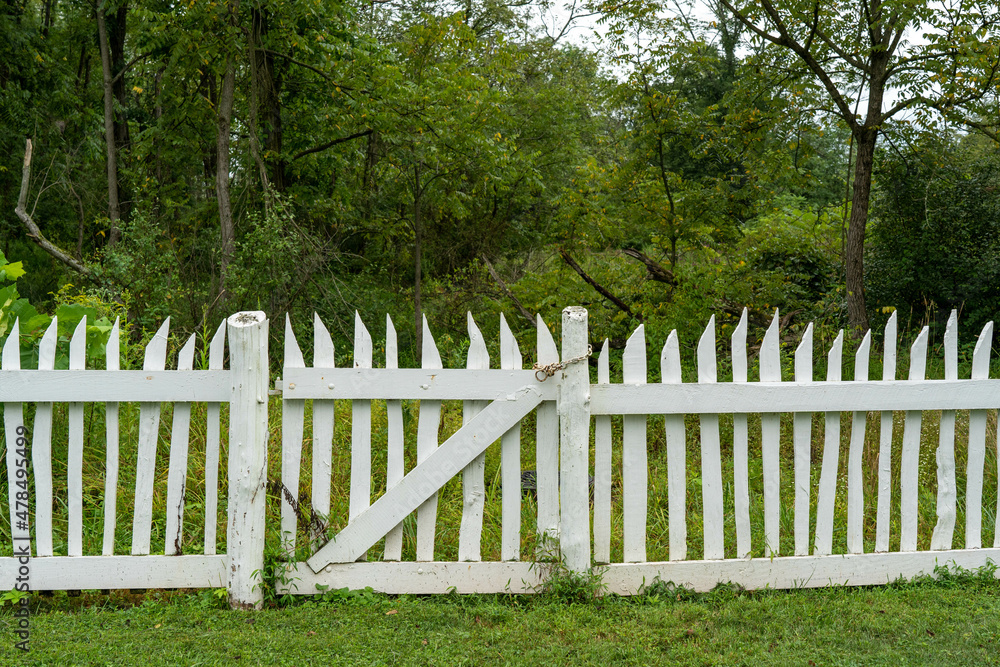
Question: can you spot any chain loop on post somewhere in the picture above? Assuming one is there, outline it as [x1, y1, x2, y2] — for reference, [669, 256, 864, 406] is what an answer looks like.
[532, 345, 592, 382]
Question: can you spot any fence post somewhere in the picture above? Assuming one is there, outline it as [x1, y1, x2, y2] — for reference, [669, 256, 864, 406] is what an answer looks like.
[226, 311, 269, 610]
[560, 306, 591, 574]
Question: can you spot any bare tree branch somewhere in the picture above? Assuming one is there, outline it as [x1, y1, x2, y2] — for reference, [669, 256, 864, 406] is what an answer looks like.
[482, 255, 534, 326]
[559, 248, 640, 321]
[15, 139, 94, 277]
[622, 248, 677, 285]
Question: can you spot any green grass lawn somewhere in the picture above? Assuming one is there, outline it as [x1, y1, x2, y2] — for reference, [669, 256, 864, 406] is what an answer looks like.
[2, 568, 999, 666]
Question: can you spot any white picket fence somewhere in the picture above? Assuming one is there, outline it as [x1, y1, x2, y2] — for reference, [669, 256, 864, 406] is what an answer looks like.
[277, 307, 1000, 597]
[0, 311, 269, 608]
[2, 305, 999, 606]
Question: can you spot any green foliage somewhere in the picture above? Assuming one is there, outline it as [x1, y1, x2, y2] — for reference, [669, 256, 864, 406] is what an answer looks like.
[867, 135, 1000, 340]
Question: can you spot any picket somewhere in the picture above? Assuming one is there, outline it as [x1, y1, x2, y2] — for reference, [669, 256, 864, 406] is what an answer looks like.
[312, 315, 335, 551]
[731, 310, 750, 558]
[416, 317, 443, 561]
[966, 322, 993, 549]
[2, 319, 24, 552]
[760, 312, 781, 557]
[384, 315, 405, 562]
[698, 317, 724, 560]
[814, 330, 843, 556]
[535, 315, 560, 548]
[164, 334, 196, 556]
[594, 340, 612, 565]
[499, 314, 523, 562]
[132, 318, 170, 556]
[623, 324, 647, 563]
[204, 319, 225, 556]
[460, 313, 489, 562]
[793, 324, 813, 556]
[900, 327, 929, 552]
[930, 311, 958, 551]
[846, 332, 871, 555]
[350, 313, 373, 562]
[662, 331, 686, 562]
[875, 312, 898, 553]
[281, 316, 306, 558]
[36, 319, 58, 557]
[68, 318, 86, 556]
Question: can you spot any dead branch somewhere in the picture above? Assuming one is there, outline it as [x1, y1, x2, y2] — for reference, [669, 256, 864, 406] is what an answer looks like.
[481, 255, 534, 326]
[622, 247, 677, 286]
[559, 248, 641, 321]
[15, 139, 93, 277]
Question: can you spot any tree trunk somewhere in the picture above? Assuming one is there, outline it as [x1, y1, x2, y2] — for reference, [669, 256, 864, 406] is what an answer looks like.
[845, 128, 875, 336]
[216, 57, 238, 296]
[96, 0, 121, 245]
[251, 4, 286, 192]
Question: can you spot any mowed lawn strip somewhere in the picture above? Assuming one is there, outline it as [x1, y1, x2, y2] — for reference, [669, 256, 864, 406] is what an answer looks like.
[1, 575, 998, 666]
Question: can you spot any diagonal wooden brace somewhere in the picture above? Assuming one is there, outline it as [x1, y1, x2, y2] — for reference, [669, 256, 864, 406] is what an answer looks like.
[307, 387, 544, 572]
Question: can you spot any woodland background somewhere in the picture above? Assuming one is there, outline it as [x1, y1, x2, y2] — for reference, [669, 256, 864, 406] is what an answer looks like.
[2, 0, 1000, 371]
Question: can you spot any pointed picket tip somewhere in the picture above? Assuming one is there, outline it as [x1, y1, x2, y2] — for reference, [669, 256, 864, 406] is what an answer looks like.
[944, 309, 958, 381]
[732, 309, 748, 383]
[353, 310, 372, 368]
[104, 318, 119, 371]
[2, 317, 20, 368]
[760, 310, 780, 382]
[972, 321, 993, 379]
[284, 314, 305, 368]
[536, 314, 558, 363]
[827, 330, 844, 381]
[422, 315, 443, 369]
[467, 311, 489, 369]
[598, 339, 610, 384]
[697, 316, 717, 383]
[499, 313, 522, 370]
[661, 330, 681, 383]
[854, 330, 871, 382]
[795, 323, 813, 382]
[314, 313, 335, 367]
[908, 326, 930, 380]
[208, 318, 227, 370]
[386, 314, 398, 369]
[178, 333, 197, 370]
[623, 324, 646, 381]
[883, 311, 898, 381]
[69, 315, 88, 369]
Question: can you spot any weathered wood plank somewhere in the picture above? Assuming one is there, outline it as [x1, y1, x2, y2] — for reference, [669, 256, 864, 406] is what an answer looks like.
[589, 379, 1000, 415]
[731, 309, 750, 558]
[312, 314, 335, 552]
[847, 331, 870, 555]
[35, 318, 58, 557]
[0, 370, 229, 402]
[560, 307, 591, 573]
[815, 330, 843, 556]
[760, 311, 781, 557]
[599, 548, 1000, 595]
[662, 331, 686, 562]
[281, 316, 305, 558]
[280, 561, 544, 595]
[931, 310, 958, 551]
[164, 335, 196, 555]
[698, 317, 724, 560]
[350, 312, 373, 559]
[67, 318, 87, 556]
[384, 315, 405, 562]
[966, 322, 992, 549]
[459, 313, 489, 562]
[900, 327, 929, 552]
[500, 314, 523, 562]
[595, 339, 612, 565]
[0, 555, 227, 590]
[307, 388, 544, 570]
[416, 317, 443, 561]
[623, 324, 647, 563]
[793, 323, 813, 556]
[204, 319, 226, 556]
[875, 312, 897, 553]
[535, 315, 560, 549]
[132, 319, 169, 556]
[2, 320, 26, 552]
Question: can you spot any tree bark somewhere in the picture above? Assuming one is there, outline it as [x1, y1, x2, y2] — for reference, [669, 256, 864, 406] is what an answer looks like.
[96, 0, 121, 245]
[845, 128, 876, 336]
[216, 2, 239, 298]
[413, 162, 423, 364]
